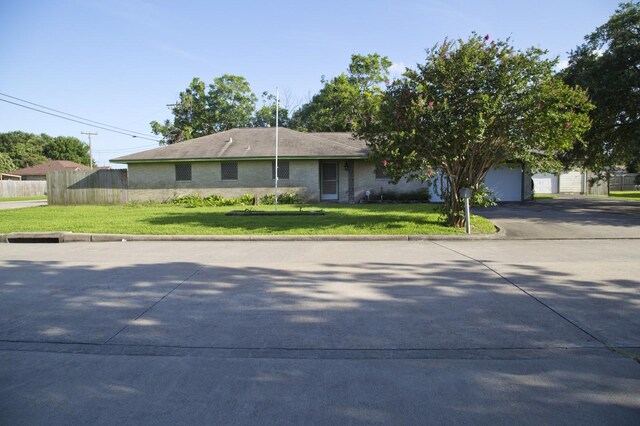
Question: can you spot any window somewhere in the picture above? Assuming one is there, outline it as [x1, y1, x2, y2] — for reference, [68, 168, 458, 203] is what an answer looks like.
[272, 160, 290, 179]
[221, 162, 238, 180]
[175, 163, 192, 181]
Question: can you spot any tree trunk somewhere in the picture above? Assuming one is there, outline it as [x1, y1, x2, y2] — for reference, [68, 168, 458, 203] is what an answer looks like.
[444, 181, 465, 228]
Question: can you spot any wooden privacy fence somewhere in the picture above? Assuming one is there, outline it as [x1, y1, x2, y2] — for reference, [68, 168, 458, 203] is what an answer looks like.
[0, 180, 47, 198]
[610, 173, 639, 191]
[585, 172, 609, 196]
[47, 170, 128, 205]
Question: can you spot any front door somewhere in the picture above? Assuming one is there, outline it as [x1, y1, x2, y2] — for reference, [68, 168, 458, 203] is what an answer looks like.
[320, 162, 338, 201]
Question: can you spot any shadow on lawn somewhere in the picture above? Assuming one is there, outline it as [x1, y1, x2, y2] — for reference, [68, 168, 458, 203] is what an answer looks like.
[1, 257, 639, 423]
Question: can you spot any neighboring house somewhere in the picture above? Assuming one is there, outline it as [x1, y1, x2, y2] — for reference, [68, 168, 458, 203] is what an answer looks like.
[11, 160, 92, 180]
[111, 128, 532, 203]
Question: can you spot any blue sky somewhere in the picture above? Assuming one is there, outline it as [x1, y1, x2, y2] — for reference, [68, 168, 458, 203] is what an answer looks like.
[0, 0, 620, 167]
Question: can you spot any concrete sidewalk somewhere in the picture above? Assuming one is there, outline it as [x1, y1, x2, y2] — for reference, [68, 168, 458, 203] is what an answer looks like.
[0, 199, 47, 210]
[1, 240, 639, 424]
[0, 230, 504, 243]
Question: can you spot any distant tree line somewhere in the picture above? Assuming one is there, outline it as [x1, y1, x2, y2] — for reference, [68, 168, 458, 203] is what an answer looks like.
[0, 131, 91, 173]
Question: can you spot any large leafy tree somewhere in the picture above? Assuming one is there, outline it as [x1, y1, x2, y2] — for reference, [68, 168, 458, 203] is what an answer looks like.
[151, 75, 258, 144]
[357, 34, 592, 227]
[0, 131, 91, 170]
[562, 2, 640, 172]
[290, 54, 392, 131]
[0, 131, 48, 169]
[42, 136, 91, 165]
[0, 152, 16, 173]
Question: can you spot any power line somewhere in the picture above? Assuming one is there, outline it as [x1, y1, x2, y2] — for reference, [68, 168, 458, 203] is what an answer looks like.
[94, 144, 159, 153]
[0, 92, 158, 138]
[0, 95, 161, 142]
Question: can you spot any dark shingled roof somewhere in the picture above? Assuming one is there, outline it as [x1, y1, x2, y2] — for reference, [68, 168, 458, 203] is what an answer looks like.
[12, 160, 92, 176]
[111, 128, 369, 163]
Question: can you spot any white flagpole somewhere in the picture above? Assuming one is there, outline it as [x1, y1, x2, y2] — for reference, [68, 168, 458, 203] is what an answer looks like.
[275, 87, 279, 211]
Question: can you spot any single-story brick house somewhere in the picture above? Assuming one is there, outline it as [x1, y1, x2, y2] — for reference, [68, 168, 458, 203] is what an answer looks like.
[111, 128, 532, 203]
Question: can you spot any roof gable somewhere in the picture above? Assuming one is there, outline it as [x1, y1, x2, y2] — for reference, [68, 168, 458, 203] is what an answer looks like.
[111, 128, 369, 163]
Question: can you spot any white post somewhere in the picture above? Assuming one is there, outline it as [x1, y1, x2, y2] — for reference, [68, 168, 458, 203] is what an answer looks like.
[464, 197, 471, 235]
[274, 87, 279, 211]
[459, 187, 472, 235]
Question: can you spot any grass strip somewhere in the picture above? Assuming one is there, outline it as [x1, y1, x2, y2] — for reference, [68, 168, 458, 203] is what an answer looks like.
[0, 203, 495, 235]
[609, 191, 640, 201]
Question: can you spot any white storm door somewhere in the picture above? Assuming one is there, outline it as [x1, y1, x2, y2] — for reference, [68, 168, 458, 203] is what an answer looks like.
[320, 162, 339, 200]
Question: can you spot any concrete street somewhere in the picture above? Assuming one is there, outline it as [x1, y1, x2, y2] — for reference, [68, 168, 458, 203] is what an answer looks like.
[1, 239, 639, 425]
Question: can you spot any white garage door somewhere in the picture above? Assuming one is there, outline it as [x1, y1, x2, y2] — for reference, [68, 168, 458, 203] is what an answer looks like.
[532, 173, 559, 194]
[559, 171, 584, 193]
[427, 166, 523, 202]
[484, 166, 522, 201]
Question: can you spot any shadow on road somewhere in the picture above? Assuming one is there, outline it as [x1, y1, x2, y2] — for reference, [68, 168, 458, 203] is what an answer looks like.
[1, 258, 639, 424]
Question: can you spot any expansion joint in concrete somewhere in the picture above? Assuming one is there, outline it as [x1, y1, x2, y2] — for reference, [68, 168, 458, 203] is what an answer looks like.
[102, 266, 204, 345]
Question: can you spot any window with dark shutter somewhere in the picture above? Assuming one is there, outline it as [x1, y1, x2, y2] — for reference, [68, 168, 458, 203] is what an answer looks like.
[272, 161, 289, 179]
[175, 163, 192, 181]
[221, 162, 238, 180]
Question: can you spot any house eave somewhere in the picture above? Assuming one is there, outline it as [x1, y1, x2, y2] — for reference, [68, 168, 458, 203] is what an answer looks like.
[111, 155, 368, 164]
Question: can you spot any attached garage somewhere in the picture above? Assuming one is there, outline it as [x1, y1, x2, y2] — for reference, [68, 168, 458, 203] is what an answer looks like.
[428, 165, 528, 203]
[484, 166, 524, 201]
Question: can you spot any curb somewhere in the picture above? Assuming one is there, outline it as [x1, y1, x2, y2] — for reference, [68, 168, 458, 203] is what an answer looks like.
[1, 227, 504, 243]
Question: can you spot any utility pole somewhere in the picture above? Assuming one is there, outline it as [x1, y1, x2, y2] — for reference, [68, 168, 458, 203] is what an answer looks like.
[274, 87, 279, 211]
[81, 131, 97, 170]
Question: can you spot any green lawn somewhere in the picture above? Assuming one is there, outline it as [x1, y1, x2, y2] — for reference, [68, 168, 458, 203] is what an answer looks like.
[0, 203, 496, 235]
[0, 196, 48, 202]
[610, 191, 640, 201]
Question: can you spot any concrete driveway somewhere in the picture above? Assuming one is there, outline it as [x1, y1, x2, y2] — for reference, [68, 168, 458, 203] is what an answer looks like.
[0, 199, 47, 210]
[1, 240, 638, 425]
[480, 195, 640, 239]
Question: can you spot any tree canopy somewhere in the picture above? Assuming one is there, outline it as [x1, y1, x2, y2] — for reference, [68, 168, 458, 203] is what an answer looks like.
[150, 56, 390, 142]
[357, 34, 593, 227]
[562, 1, 640, 172]
[0, 152, 17, 173]
[42, 135, 91, 165]
[289, 54, 392, 132]
[151, 75, 258, 144]
[0, 131, 48, 169]
[0, 131, 91, 171]
[252, 91, 290, 128]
